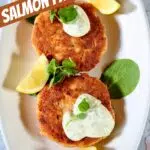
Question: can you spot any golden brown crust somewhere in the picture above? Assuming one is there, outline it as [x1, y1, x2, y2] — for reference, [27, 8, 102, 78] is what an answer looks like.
[32, 3, 107, 71]
[37, 74, 115, 147]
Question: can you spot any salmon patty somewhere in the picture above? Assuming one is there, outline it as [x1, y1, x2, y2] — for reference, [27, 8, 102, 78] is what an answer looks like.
[32, 3, 107, 71]
[37, 74, 114, 147]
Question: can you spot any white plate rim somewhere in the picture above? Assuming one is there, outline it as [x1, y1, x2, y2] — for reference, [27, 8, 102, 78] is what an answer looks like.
[133, 0, 150, 149]
[0, 0, 150, 149]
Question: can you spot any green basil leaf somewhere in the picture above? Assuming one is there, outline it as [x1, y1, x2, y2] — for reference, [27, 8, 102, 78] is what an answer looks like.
[101, 59, 140, 99]
[49, 10, 56, 23]
[62, 58, 76, 68]
[76, 113, 87, 120]
[47, 59, 58, 74]
[58, 6, 78, 23]
[78, 98, 90, 112]
[26, 15, 38, 24]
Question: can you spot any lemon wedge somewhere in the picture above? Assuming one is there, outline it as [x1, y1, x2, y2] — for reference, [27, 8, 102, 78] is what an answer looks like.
[88, 0, 120, 15]
[16, 54, 49, 94]
[80, 147, 97, 150]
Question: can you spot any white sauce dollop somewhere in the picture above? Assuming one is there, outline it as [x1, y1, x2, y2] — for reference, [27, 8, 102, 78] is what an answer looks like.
[62, 94, 115, 141]
[62, 5, 91, 37]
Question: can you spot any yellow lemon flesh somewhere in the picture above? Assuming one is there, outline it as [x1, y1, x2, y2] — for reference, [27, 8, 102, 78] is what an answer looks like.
[16, 54, 49, 94]
[80, 147, 97, 150]
[88, 0, 120, 15]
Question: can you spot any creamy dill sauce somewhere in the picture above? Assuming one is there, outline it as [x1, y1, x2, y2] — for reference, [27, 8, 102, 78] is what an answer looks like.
[62, 5, 91, 37]
[62, 94, 115, 141]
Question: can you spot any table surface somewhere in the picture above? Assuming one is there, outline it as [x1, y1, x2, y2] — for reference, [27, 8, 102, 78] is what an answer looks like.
[0, 0, 150, 150]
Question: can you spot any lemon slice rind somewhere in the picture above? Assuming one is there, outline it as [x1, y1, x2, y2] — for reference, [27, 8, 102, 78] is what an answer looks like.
[88, 0, 120, 15]
[16, 54, 49, 94]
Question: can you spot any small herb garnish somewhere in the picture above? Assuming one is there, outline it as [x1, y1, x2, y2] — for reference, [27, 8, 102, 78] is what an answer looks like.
[62, 68, 78, 76]
[26, 15, 38, 24]
[66, 113, 87, 127]
[58, 6, 78, 23]
[29, 93, 37, 96]
[76, 113, 87, 119]
[49, 6, 78, 24]
[78, 98, 90, 112]
[53, 72, 65, 84]
[47, 58, 78, 87]
[66, 98, 90, 127]
[101, 59, 140, 99]
[49, 10, 57, 23]
[47, 58, 58, 75]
